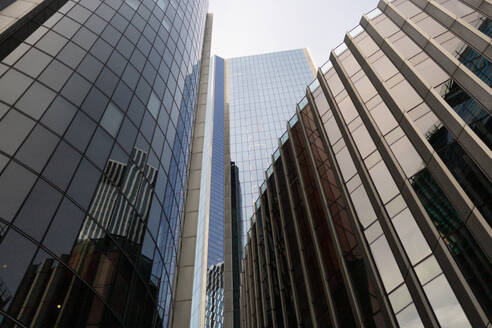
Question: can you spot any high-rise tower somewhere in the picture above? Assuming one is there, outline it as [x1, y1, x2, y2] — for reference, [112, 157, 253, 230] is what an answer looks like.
[0, 0, 210, 326]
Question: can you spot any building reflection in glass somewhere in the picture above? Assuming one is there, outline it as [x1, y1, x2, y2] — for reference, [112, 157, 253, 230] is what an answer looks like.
[0, 148, 163, 327]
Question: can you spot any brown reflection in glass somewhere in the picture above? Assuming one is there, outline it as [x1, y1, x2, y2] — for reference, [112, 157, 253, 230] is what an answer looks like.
[266, 174, 297, 325]
[254, 210, 273, 327]
[260, 191, 283, 327]
[282, 138, 333, 325]
[300, 105, 387, 327]
[0, 147, 162, 327]
[289, 116, 353, 326]
[273, 157, 312, 327]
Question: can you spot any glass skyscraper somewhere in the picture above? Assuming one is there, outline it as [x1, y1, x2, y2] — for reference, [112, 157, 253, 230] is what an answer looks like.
[0, 0, 209, 326]
[226, 49, 315, 244]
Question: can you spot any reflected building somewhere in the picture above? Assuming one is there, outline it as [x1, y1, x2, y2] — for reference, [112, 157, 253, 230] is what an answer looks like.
[240, 1, 491, 327]
[0, 0, 211, 325]
[205, 262, 224, 328]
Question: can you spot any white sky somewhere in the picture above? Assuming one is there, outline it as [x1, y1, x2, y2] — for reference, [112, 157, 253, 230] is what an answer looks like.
[208, 0, 378, 66]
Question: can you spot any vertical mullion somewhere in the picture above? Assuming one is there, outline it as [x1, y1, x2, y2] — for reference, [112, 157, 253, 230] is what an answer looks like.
[278, 138, 319, 327]
[258, 186, 281, 327]
[332, 42, 488, 327]
[306, 87, 398, 328]
[381, 0, 492, 111]
[318, 66, 440, 328]
[263, 172, 289, 326]
[271, 157, 304, 326]
[360, 15, 492, 182]
[286, 118, 342, 327]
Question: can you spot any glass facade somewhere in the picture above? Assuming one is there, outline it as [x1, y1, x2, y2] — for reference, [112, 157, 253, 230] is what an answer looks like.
[207, 55, 225, 267]
[226, 49, 315, 244]
[0, 0, 209, 326]
[205, 262, 224, 328]
[240, 1, 491, 327]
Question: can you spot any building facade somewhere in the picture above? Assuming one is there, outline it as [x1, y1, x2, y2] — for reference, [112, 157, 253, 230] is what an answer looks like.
[205, 262, 224, 328]
[240, 0, 491, 327]
[226, 49, 316, 245]
[0, 0, 210, 326]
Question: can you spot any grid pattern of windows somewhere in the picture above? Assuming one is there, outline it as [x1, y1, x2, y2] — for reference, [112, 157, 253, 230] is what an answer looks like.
[226, 49, 314, 244]
[0, 0, 208, 325]
[240, 1, 491, 327]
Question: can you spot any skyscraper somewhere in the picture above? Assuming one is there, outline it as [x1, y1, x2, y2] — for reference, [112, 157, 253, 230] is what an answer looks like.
[240, 0, 491, 327]
[226, 49, 316, 245]
[0, 0, 210, 326]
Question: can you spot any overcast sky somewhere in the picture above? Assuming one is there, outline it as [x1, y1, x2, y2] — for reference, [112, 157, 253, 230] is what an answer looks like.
[208, 0, 377, 67]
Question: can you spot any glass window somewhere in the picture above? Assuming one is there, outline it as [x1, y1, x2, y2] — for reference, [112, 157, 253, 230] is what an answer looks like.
[148, 92, 160, 118]
[350, 184, 377, 228]
[0, 228, 37, 305]
[369, 160, 399, 204]
[0, 109, 35, 156]
[390, 136, 425, 178]
[396, 304, 424, 328]
[372, 54, 398, 81]
[364, 221, 383, 244]
[414, 58, 448, 87]
[0, 69, 33, 105]
[86, 127, 114, 169]
[90, 38, 113, 63]
[101, 102, 123, 136]
[112, 81, 132, 111]
[42, 197, 84, 256]
[122, 63, 139, 89]
[67, 4, 91, 24]
[370, 235, 404, 292]
[369, 101, 398, 135]
[35, 31, 68, 57]
[15, 124, 59, 173]
[338, 96, 358, 124]
[414, 255, 441, 285]
[52, 16, 81, 39]
[353, 75, 377, 102]
[107, 50, 127, 76]
[72, 26, 97, 51]
[392, 208, 431, 264]
[2, 43, 30, 66]
[389, 80, 421, 112]
[81, 87, 109, 121]
[117, 118, 138, 152]
[67, 159, 101, 209]
[424, 275, 471, 328]
[392, 34, 420, 60]
[352, 124, 376, 158]
[61, 73, 91, 106]
[77, 54, 103, 82]
[13, 179, 62, 240]
[0, 160, 37, 222]
[43, 141, 82, 190]
[41, 96, 77, 136]
[96, 67, 119, 97]
[16, 82, 56, 119]
[65, 111, 97, 152]
[39, 59, 72, 91]
[389, 284, 412, 313]
[14, 47, 52, 78]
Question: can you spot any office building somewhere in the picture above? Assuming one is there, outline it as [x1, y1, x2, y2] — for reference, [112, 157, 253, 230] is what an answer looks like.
[240, 0, 491, 327]
[226, 49, 316, 245]
[0, 0, 211, 326]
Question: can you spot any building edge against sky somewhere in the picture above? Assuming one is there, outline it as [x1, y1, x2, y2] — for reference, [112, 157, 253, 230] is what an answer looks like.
[239, 0, 491, 327]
